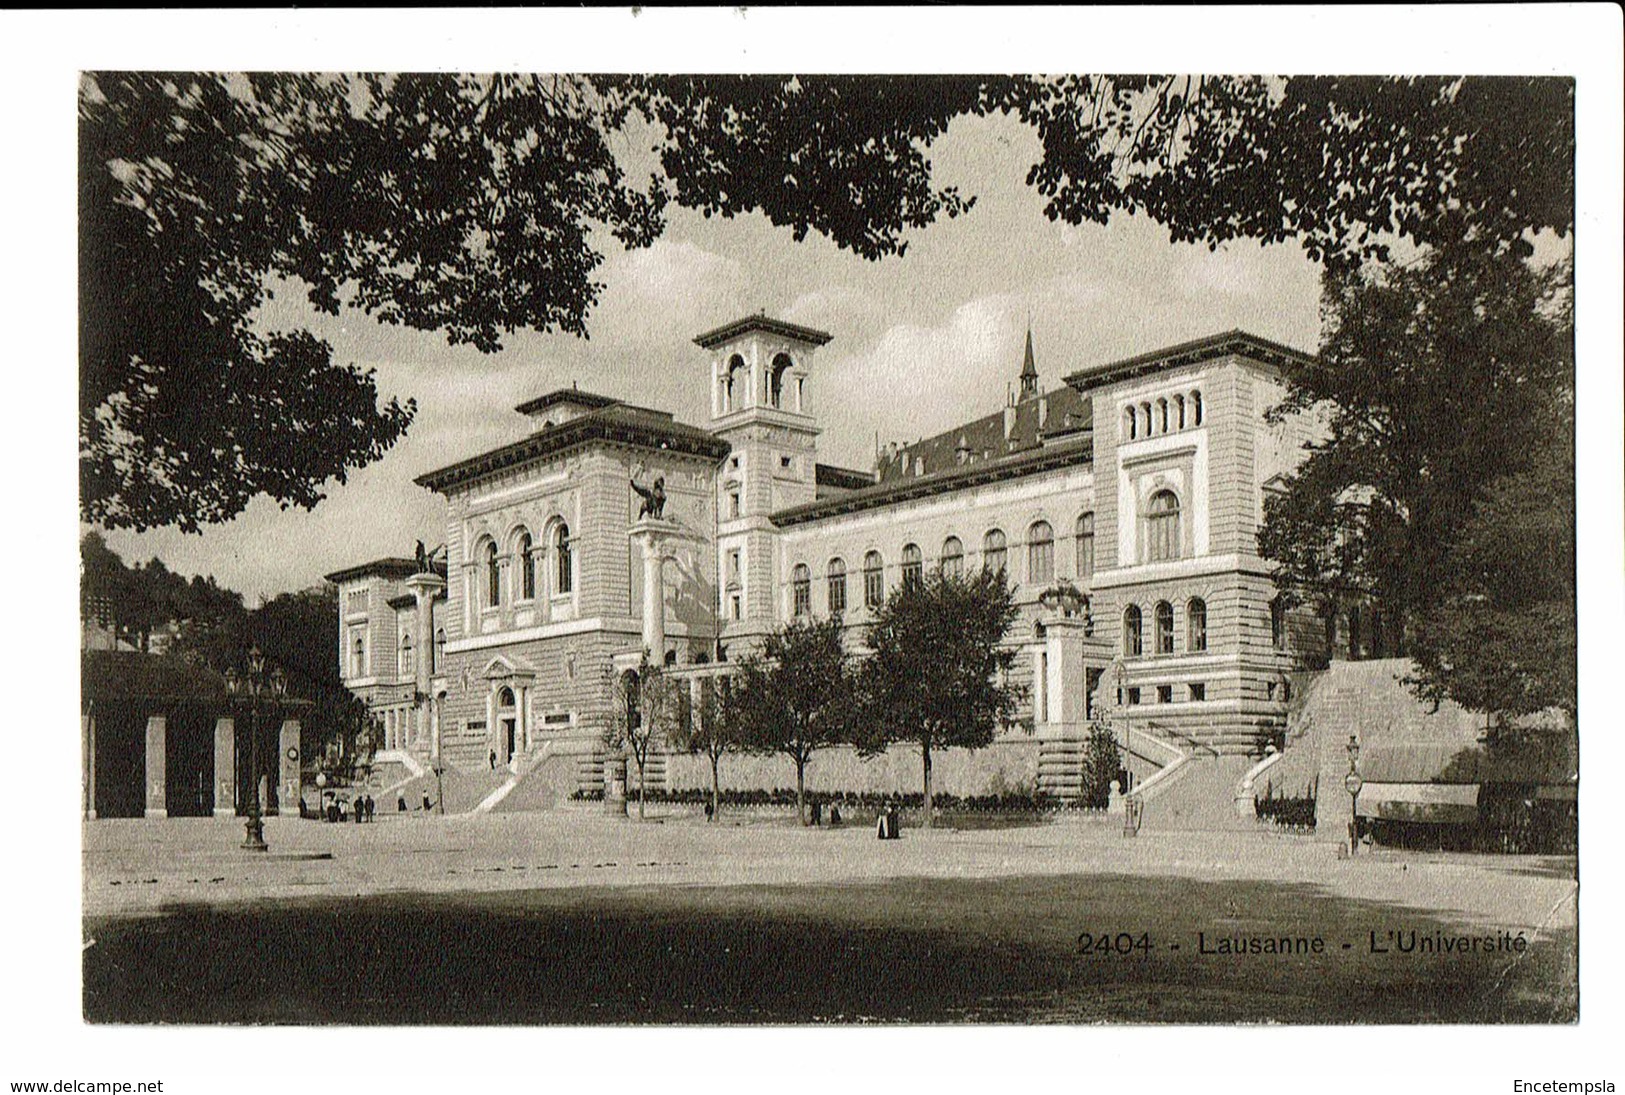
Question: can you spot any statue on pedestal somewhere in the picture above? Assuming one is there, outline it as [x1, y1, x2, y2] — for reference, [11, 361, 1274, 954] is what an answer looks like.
[631, 475, 667, 520]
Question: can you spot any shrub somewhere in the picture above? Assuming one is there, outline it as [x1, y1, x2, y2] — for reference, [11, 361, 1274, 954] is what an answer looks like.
[1078, 723, 1124, 810]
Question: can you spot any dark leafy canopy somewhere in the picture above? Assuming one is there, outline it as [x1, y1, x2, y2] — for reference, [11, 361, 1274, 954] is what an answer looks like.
[1013, 76, 1573, 266]
[1409, 395, 1576, 720]
[1259, 245, 1571, 622]
[727, 615, 858, 823]
[1259, 245, 1574, 717]
[81, 74, 1571, 532]
[858, 567, 1023, 812]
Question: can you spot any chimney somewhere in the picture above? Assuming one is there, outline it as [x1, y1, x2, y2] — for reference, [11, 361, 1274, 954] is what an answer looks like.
[1004, 403, 1016, 441]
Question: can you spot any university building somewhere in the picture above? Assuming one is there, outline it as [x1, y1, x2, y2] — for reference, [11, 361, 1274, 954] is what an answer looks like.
[328, 315, 1323, 802]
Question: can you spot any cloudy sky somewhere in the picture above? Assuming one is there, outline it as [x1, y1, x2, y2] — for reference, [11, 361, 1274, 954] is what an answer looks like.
[99, 104, 1324, 600]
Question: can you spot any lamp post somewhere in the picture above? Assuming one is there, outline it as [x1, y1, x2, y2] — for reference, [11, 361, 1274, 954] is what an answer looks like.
[432, 761, 446, 815]
[1344, 733, 1363, 857]
[225, 647, 287, 852]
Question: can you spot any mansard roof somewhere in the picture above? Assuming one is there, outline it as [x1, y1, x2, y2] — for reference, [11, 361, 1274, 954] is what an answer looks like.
[1064, 329, 1316, 392]
[323, 558, 420, 584]
[415, 403, 729, 494]
[814, 462, 876, 495]
[877, 385, 1091, 485]
[693, 314, 834, 350]
[772, 435, 1092, 527]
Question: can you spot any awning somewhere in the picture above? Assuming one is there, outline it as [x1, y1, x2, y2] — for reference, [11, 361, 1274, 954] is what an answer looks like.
[1357, 782, 1479, 824]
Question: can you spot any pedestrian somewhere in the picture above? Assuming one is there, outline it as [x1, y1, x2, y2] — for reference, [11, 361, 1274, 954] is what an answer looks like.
[398, 793, 407, 813]
[365, 794, 375, 822]
[489, 749, 496, 770]
[353, 796, 364, 824]
[422, 791, 433, 812]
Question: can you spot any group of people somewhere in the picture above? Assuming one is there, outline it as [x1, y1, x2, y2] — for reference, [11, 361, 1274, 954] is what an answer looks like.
[326, 793, 377, 823]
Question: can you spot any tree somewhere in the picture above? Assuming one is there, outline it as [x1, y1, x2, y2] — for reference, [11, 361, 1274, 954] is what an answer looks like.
[80, 532, 195, 651]
[667, 675, 740, 822]
[858, 568, 1023, 827]
[729, 615, 858, 825]
[1260, 245, 1570, 619]
[249, 586, 379, 775]
[1259, 244, 1573, 719]
[602, 655, 682, 820]
[82, 74, 1570, 533]
[1408, 394, 1576, 722]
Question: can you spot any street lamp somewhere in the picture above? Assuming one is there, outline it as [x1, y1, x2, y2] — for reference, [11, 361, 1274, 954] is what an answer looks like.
[431, 760, 446, 815]
[225, 647, 287, 852]
[1344, 733, 1363, 857]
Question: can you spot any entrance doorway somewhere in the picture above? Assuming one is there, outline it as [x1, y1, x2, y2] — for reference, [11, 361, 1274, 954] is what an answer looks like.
[497, 687, 517, 763]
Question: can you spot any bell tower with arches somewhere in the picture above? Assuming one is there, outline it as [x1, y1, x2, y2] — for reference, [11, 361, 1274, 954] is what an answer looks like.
[694, 314, 832, 644]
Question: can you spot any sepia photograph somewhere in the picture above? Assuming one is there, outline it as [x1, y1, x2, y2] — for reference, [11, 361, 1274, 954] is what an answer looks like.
[7, 5, 1623, 1094]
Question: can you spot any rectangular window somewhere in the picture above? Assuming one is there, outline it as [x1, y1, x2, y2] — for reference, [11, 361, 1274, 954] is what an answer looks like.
[728, 492, 740, 518]
[730, 594, 741, 621]
[1127, 687, 1141, 706]
[779, 455, 793, 470]
[728, 550, 741, 581]
[1189, 682, 1206, 702]
[1156, 684, 1173, 704]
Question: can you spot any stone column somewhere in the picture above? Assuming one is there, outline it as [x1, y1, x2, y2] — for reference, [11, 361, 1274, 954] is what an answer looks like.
[213, 716, 236, 818]
[630, 519, 689, 661]
[278, 718, 301, 817]
[82, 713, 97, 820]
[144, 715, 167, 819]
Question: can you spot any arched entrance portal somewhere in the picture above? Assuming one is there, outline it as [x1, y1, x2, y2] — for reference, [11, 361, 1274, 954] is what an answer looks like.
[497, 686, 517, 764]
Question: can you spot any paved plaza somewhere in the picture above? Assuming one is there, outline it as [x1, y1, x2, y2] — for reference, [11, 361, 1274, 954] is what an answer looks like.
[83, 810, 1577, 1024]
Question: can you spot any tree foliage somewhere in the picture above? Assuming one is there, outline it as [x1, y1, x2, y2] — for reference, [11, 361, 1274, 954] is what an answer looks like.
[858, 568, 1023, 826]
[727, 615, 859, 825]
[79, 533, 373, 761]
[81, 74, 1571, 533]
[1259, 245, 1574, 719]
[1408, 395, 1576, 720]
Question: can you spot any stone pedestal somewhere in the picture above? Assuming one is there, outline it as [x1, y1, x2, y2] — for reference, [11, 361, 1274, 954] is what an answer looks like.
[213, 716, 236, 817]
[144, 715, 167, 819]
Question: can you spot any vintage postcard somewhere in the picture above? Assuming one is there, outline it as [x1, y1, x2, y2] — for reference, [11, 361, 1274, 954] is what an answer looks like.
[13, 6, 1624, 1095]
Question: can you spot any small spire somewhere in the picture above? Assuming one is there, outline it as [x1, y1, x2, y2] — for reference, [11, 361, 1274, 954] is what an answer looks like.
[1018, 324, 1039, 401]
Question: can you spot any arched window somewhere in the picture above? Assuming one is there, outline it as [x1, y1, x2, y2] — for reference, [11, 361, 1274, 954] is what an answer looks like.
[400, 631, 414, 675]
[517, 530, 535, 600]
[1027, 521, 1054, 584]
[554, 523, 573, 595]
[498, 686, 515, 709]
[1123, 605, 1143, 657]
[1175, 394, 1186, 429]
[1191, 389, 1204, 426]
[769, 353, 794, 409]
[827, 558, 847, 614]
[1270, 595, 1288, 650]
[791, 563, 811, 617]
[1157, 398, 1169, 433]
[350, 632, 365, 677]
[982, 529, 1007, 574]
[864, 551, 885, 608]
[435, 627, 446, 669]
[941, 536, 964, 579]
[1155, 601, 1175, 654]
[1141, 402, 1153, 436]
[483, 539, 500, 607]
[901, 543, 923, 587]
[1187, 598, 1208, 652]
[620, 670, 641, 730]
[1124, 406, 1137, 440]
[1145, 490, 1181, 562]
[1076, 512, 1095, 580]
[725, 355, 746, 412]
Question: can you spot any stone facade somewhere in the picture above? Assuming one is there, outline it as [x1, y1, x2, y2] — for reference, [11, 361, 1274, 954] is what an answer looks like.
[330, 316, 1322, 802]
